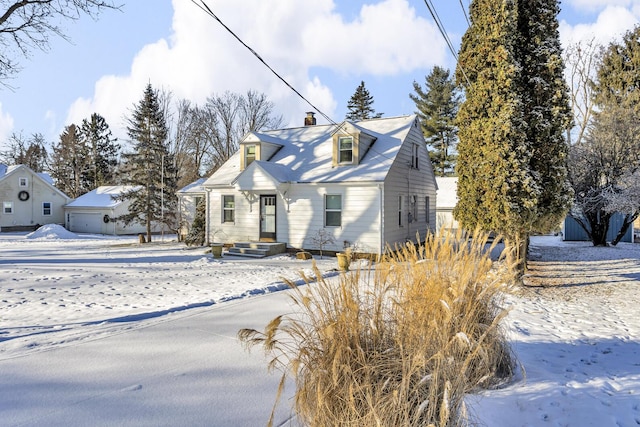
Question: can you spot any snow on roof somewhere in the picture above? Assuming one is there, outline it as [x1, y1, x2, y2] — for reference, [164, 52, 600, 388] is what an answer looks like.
[204, 115, 416, 187]
[436, 177, 458, 209]
[0, 164, 7, 177]
[66, 186, 139, 208]
[177, 178, 206, 194]
[38, 172, 54, 185]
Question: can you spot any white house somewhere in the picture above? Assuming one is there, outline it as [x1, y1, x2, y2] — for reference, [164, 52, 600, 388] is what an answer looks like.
[202, 114, 438, 255]
[435, 176, 459, 232]
[177, 178, 206, 240]
[0, 164, 70, 231]
[65, 186, 162, 235]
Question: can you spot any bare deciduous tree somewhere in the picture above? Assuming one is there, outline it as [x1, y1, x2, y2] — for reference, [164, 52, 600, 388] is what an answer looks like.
[0, 0, 120, 84]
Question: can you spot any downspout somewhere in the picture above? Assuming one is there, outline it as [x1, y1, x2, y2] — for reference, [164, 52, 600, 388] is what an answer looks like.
[379, 183, 384, 256]
[205, 188, 212, 245]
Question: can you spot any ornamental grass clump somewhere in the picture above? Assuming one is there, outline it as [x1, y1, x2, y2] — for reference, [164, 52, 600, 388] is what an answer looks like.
[238, 229, 514, 427]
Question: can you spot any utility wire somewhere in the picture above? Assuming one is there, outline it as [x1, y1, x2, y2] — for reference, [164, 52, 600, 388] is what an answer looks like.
[191, 0, 337, 126]
[422, 0, 471, 87]
[459, 0, 471, 27]
[189, 0, 407, 164]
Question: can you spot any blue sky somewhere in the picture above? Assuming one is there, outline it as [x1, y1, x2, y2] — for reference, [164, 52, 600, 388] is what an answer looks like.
[0, 0, 638, 147]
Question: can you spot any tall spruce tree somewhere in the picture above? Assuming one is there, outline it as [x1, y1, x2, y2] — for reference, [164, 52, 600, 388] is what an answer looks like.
[345, 81, 383, 121]
[118, 83, 177, 242]
[79, 113, 120, 189]
[455, 0, 572, 276]
[410, 66, 460, 176]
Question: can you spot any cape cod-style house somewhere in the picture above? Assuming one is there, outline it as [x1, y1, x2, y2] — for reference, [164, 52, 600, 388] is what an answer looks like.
[202, 113, 437, 255]
[0, 164, 70, 231]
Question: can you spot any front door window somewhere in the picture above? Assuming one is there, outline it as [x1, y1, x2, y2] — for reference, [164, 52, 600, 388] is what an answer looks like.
[260, 195, 276, 241]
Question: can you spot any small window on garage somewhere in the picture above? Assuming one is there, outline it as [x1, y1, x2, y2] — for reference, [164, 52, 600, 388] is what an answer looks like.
[43, 202, 52, 216]
[19, 177, 28, 187]
[3, 201, 13, 214]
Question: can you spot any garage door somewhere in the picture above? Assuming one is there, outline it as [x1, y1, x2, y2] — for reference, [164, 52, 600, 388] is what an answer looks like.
[70, 213, 103, 234]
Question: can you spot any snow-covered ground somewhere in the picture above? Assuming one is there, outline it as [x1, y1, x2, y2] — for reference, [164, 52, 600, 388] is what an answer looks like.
[1, 226, 639, 426]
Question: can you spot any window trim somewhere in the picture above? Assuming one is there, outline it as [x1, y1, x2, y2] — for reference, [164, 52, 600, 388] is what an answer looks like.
[324, 194, 342, 227]
[42, 201, 52, 216]
[425, 196, 431, 225]
[3, 201, 13, 214]
[398, 195, 405, 227]
[222, 195, 235, 223]
[245, 145, 256, 167]
[338, 136, 353, 164]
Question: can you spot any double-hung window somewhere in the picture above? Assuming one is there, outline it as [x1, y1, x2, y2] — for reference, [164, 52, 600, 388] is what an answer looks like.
[3, 201, 13, 214]
[338, 136, 353, 163]
[43, 202, 52, 216]
[325, 194, 342, 227]
[222, 195, 235, 223]
[245, 145, 256, 167]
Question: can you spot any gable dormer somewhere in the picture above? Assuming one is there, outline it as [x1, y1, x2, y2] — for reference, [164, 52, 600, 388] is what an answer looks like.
[332, 122, 377, 167]
[239, 132, 283, 171]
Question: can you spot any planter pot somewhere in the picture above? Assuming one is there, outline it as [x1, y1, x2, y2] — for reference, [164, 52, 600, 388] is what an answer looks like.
[211, 243, 223, 258]
[336, 252, 350, 271]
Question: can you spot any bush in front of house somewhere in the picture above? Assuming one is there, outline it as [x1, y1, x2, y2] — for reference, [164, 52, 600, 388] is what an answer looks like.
[238, 229, 515, 427]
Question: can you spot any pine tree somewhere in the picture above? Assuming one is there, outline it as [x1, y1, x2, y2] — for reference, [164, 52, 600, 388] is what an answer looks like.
[50, 124, 90, 198]
[118, 83, 178, 242]
[79, 113, 120, 189]
[410, 66, 461, 176]
[345, 81, 383, 121]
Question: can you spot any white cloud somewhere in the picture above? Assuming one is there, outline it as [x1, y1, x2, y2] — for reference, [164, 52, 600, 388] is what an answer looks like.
[0, 102, 14, 143]
[65, 0, 445, 139]
[565, 0, 634, 13]
[560, 5, 639, 45]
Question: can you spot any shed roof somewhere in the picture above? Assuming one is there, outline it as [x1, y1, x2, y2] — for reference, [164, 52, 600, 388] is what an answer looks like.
[65, 186, 139, 208]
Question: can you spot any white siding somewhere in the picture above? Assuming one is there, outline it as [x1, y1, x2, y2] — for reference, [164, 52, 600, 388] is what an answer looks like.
[207, 184, 383, 253]
[382, 124, 437, 248]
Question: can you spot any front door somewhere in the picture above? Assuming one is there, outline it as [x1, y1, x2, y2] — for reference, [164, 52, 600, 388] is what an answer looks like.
[260, 195, 277, 242]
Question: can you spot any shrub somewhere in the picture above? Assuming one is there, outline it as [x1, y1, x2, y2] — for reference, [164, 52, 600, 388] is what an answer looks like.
[238, 229, 514, 427]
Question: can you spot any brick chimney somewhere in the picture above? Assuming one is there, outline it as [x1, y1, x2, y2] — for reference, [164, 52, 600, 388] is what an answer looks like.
[304, 111, 316, 126]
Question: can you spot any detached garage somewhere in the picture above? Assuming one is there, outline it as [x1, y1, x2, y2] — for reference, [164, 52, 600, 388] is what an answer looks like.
[65, 186, 156, 235]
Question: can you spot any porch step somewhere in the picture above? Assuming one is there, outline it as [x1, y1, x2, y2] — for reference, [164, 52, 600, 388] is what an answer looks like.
[227, 242, 286, 258]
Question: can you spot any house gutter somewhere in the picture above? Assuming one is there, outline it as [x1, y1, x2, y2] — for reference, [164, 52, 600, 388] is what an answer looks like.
[205, 187, 212, 245]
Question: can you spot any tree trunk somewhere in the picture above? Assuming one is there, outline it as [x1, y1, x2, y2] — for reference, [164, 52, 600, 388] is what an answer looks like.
[504, 233, 528, 283]
[611, 213, 638, 246]
[586, 210, 610, 246]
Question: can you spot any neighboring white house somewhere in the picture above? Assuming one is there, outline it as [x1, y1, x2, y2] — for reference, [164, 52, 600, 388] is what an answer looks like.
[0, 164, 70, 231]
[435, 176, 459, 232]
[202, 114, 438, 254]
[65, 186, 162, 235]
[177, 178, 206, 240]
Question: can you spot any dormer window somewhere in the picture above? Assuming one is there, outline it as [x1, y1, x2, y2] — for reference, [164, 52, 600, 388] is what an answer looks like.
[245, 145, 256, 167]
[338, 136, 353, 163]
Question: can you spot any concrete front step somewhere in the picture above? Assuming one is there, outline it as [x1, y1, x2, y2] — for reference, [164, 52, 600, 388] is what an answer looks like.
[227, 242, 286, 258]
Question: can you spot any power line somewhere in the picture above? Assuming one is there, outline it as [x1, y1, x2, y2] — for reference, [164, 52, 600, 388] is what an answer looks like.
[191, 0, 337, 126]
[459, 0, 471, 27]
[422, 0, 471, 87]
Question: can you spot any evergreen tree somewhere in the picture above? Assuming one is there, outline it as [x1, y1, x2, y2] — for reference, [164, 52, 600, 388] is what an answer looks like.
[50, 124, 89, 198]
[345, 81, 383, 121]
[184, 197, 206, 246]
[455, 0, 572, 276]
[118, 83, 178, 242]
[454, 0, 536, 276]
[79, 113, 120, 189]
[518, 0, 573, 235]
[410, 66, 461, 176]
